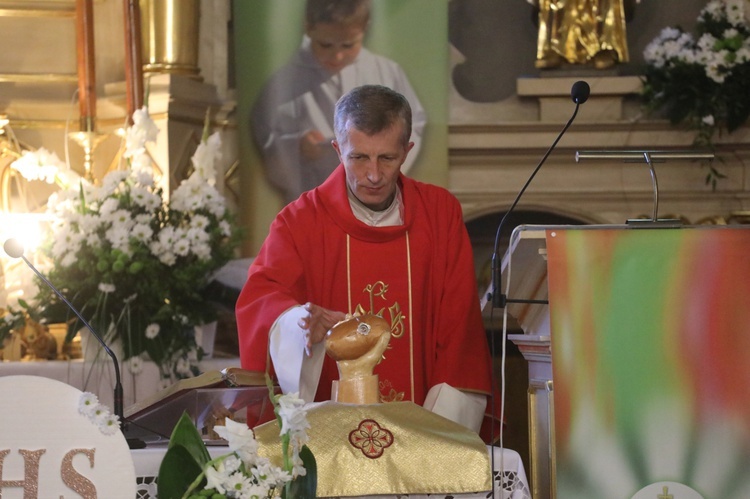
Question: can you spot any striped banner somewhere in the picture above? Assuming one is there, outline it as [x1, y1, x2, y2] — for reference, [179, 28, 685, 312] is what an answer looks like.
[546, 227, 750, 498]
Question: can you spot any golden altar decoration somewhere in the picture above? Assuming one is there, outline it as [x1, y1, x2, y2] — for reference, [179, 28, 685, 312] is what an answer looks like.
[254, 400, 492, 497]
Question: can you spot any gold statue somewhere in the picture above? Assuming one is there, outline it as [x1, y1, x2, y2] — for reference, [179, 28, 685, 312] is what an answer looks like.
[324, 313, 391, 405]
[531, 0, 633, 69]
[19, 315, 58, 361]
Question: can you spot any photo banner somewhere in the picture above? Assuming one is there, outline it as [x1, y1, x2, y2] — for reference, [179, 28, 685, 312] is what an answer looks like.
[545, 227, 750, 498]
[233, 0, 448, 252]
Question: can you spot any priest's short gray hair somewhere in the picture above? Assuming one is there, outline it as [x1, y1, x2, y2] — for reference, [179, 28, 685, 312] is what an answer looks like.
[334, 84, 412, 147]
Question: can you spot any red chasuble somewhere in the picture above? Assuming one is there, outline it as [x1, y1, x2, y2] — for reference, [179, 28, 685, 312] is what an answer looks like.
[237, 165, 493, 408]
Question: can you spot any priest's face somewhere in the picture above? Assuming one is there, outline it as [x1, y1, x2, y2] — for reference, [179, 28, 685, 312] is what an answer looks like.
[333, 123, 414, 212]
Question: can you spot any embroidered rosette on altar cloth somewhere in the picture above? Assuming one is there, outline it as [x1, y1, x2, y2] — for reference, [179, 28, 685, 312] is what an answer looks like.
[253, 400, 492, 497]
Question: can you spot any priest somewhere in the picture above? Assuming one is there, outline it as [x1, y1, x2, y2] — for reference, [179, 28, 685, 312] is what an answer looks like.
[236, 84, 497, 439]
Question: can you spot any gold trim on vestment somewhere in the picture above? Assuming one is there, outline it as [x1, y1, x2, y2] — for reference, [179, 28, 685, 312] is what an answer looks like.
[346, 232, 414, 402]
[253, 401, 492, 497]
[406, 231, 414, 401]
[346, 235, 352, 314]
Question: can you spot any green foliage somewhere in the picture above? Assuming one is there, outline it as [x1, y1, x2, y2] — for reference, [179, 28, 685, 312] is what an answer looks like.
[158, 413, 211, 499]
[283, 446, 317, 499]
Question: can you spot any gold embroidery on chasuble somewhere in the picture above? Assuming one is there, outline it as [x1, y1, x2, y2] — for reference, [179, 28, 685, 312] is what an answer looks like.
[346, 233, 414, 404]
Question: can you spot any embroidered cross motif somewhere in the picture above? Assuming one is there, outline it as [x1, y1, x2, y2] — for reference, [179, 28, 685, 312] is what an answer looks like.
[348, 419, 394, 459]
[657, 486, 673, 499]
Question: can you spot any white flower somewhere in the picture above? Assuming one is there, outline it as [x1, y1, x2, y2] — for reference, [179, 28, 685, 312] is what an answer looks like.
[99, 413, 120, 435]
[10, 148, 65, 183]
[98, 197, 120, 215]
[134, 169, 155, 187]
[291, 448, 307, 478]
[702, 115, 716, 126]
[187, 226, 209, 243]
[219, 220, 232, 237]
[98, 283, 116, 294]
[204, 462, 229, 494]
[105, 225, 131, 252]
[131, 186, 161, 210]
[173, 238, 191, 256]
[60, 252, 77, 267]
[189, 214, 210, 230]
[191, 242, 212, 260]
[276, 392, 310, 439]
[100, 170, 129, 195]
[129, 152, 153, 173]
[224, 471, 252, 497]
[253, 459, 291, 487]
[124, 106, 159, 157]
[158, 250, 177, 266]
[79, 392, 99, 417]
[127, 355, 144, 374]
[145, 323, 160, 339]
[175, 357, 191, 375]
[222, 454, 242, 474]
[132, 223, 154, 243]
[91, 404, 110, 425]
[190, 131, 222, 184]
[213, 418, 258, 455]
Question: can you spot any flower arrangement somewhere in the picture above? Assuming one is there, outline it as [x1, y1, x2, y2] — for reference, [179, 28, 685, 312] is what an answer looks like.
[158, 380, 316, 499]
[35, 107, 241, 381]
[641, 0, 750, 185]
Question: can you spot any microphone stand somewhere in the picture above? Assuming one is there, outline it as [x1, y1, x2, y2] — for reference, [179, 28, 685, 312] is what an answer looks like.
[490, 100, 583, 309]
[16, 254, 125, 432]
[575, 150, 715, 226]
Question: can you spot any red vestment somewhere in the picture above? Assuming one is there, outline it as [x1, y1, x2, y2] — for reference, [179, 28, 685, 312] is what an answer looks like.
[236, 165, 494, 410]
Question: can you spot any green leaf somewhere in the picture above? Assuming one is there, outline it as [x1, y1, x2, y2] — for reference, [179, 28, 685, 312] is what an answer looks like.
[169, 412, 211, 466]
[157, 444, 205, 499]
[283, 445, 317, 499]
[157, 412, 212, 499]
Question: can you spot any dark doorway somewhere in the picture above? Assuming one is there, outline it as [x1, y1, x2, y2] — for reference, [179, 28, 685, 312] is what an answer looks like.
[466, 209, 587, 480]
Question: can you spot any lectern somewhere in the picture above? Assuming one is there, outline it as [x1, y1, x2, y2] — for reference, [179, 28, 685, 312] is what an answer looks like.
[500, 224, 750, 499]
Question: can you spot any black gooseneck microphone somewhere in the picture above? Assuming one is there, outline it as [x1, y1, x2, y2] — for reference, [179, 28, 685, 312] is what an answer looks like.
[3, 238, 126, 428]
[489, 80, 590, 308]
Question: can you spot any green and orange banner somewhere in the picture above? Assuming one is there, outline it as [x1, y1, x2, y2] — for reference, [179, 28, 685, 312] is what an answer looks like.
[546, 227, 750, 499]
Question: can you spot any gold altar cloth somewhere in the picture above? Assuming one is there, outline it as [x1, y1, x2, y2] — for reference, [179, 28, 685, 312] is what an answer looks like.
[253, 401, 491, 497]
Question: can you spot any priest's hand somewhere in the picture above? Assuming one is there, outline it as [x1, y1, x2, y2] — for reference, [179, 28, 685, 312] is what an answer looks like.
[299, 302, 346, 355]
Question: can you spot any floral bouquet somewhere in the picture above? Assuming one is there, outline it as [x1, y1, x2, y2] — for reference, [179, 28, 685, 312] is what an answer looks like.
[35, 107, 241, 381]
[641, 0, 750, 185]
[158, 379, 317, 499]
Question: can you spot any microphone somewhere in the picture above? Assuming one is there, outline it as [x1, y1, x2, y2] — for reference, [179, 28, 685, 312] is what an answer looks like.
[3, 239, 127, 435]
[489, 80, 590, 308]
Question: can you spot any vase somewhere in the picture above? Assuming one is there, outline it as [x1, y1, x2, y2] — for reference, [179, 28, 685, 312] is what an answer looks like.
[194, 321, 217, 359]
[79, 328, 124, 365]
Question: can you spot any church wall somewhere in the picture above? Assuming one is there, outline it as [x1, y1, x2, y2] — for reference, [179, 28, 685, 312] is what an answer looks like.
[0, 0, 748, 249]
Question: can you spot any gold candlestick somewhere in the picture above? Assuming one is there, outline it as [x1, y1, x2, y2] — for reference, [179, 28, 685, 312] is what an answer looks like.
[69, 118, 106, 182]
